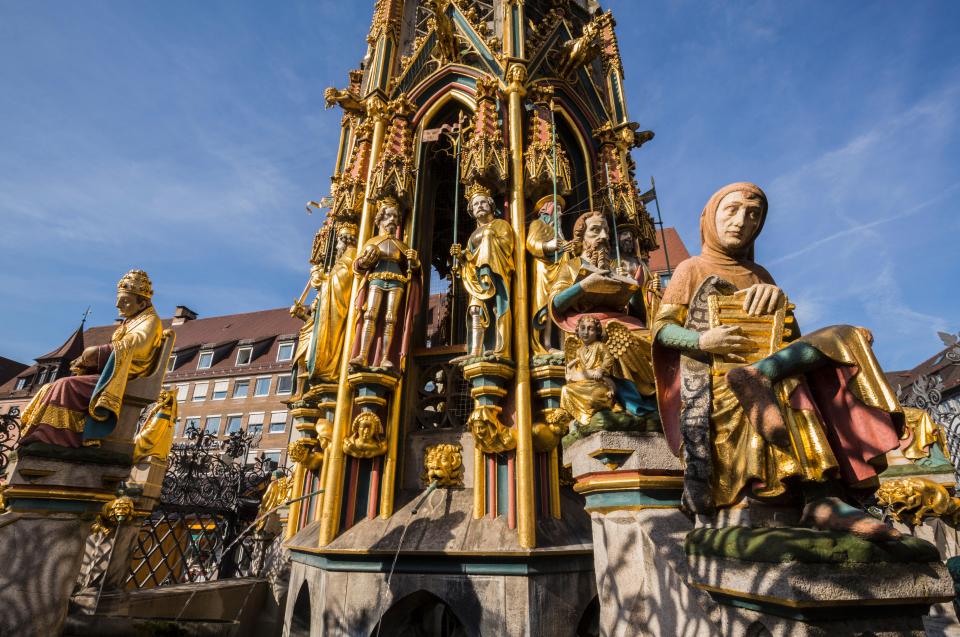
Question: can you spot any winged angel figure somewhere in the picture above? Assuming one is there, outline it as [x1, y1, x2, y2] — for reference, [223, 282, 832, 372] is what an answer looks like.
[559, 316, 657, 434]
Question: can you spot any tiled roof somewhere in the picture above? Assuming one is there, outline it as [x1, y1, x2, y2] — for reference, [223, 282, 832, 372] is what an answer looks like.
[0, 357, 28, 387]
[891, 343, 960, 398]
[648, 227, 691, 274]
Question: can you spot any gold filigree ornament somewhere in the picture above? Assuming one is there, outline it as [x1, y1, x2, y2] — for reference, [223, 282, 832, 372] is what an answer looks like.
[467, 404, 516, 454]
[91, 495, 136, 537]
[876, 477, 960, 526]
[288, 438, 324, 472]
[421, 443, 465, 488]
[342, 411, 389, 458]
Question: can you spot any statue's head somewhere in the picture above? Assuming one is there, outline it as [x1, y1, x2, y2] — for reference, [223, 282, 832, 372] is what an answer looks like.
[575, 315, 602, 345]
[116, 269, 153, 319]
[374, 198, 402, 236]
[534, 194, 564, 223]
[336, 222, 358, 256]
[466, 183, 495, 223]
[618, 225, 638, 256]
[573, 211, 610, 269]
[701, 183, 767, 259]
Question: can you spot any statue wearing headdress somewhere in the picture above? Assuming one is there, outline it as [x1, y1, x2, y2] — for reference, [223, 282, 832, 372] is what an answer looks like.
[527, 194, 576, 356]
[651, 182, 938, 541]
[348, 197, 421, 370]
[615, 222, 661, 325]
[450, 184, 515, 360]
[20, 269, 164, 448]
[291, 222, 358, 389]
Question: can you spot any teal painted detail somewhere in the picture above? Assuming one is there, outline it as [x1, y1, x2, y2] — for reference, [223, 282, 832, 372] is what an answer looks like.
[583, 489, 681, 509]
[379, 39, 393, 91]
[451, 8, 501, 76]
[408, 71, 479, 112]
[289, 550, 594, 576]
[576, 67, 609, 122]
[590, 451, 632, 468]
[497, 455, 509, 517]
[511, 6, 520, 58]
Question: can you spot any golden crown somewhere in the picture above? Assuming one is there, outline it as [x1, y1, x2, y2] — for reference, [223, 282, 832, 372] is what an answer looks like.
[465, 182, 493, 201]
[117, 269, 153, 300]
[337, 221, 359, 237]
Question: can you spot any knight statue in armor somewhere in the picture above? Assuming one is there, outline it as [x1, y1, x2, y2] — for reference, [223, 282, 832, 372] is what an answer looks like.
[349, 197, 421, 370]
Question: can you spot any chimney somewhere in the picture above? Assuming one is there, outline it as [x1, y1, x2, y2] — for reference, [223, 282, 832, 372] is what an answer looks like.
[172, 306, 198, 325]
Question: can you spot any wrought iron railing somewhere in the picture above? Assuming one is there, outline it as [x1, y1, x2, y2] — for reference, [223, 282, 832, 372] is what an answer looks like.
[0, 407, 21, 480]
[126, 425, 289, 589]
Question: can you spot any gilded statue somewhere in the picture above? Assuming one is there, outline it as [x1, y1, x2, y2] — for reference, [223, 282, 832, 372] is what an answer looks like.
[342, 411, 389, 458]
[548, 211, 657, 414]
[256, 470, 292, 533]
[527, 194, 576, 356]
[349, 198, 421, 370]
[450, 184, 515, 360]
[20, 269, 164, 448]
[421, 443, 465, 487]
[555, 17, 601, 79]
[91, 495, 136, 536]
[291, 222, 358, 388]
[652, 182, 933, 541]
[132, 388, 178, 463]
[876, 477, 960, 526]
[560, 316, 616, 427]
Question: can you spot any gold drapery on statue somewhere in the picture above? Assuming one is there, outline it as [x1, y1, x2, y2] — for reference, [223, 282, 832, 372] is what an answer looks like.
[527, 216, 570, 356]
[296, 245, 356, 383]
[460, 216, 515, 358]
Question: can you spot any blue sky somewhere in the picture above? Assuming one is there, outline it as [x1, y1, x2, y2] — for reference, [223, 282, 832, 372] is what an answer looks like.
[1, 0, 957, 372]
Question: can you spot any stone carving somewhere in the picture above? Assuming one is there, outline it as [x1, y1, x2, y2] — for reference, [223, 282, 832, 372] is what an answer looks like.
[421, 443, 465, 487]
[288, 437, 324, 472]
[343, 411, 389, 458]
[467, 404, 516, 454]
[527, 194, 575, 356]
[555, 16, 601, 79]
[91, 495, 135, 537]
[877, 477, 960, 526]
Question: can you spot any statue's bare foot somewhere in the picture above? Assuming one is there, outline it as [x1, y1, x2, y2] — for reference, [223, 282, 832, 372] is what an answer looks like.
[800, 496, 901, 542]
[348, 355, 366, 367]
[379, 359, 393, 369]
[726, 366, 790, 449]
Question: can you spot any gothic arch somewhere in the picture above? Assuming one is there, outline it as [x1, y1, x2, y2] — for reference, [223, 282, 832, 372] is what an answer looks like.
[371, 590, 469, 637]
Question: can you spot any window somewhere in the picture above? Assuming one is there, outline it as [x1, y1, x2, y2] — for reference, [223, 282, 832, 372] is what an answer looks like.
[212, 380, 229, 400]
[277, 341, 294, 362]
[254, 377, 271, 397]
[226, 414, 243, 434]
[233, 379, 249, 399]
[15, 378, 26, 391]
[192, 382, 208, 401]
[204, 416, 221, 436]
[37, 369, 47, 385]
[269, 411, 287, 434]
[236, 346, 252, 366]
[176, 384, 188, 401]
[262, 451, 281, 467]
[276, 374, 293, 395]
[247, 412, 264, 435]
[166, 354, 177, 372]
[197, 351, 214, 370]
[183, 417, 201, 435]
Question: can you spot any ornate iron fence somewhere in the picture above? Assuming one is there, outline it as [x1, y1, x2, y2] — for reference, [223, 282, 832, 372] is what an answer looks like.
[126, 425, 289, 589]
[0, 407, 20, 480]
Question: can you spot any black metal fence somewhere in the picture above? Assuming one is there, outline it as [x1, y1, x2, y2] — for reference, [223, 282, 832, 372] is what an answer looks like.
[0, 407, 21, 480]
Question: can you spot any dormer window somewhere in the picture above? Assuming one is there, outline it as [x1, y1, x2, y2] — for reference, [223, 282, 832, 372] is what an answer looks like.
[236, 346, 253, 366]
[166, 354, 178, 372]
[277, 341, 294, 362]
[36, 369, 47, 385]
[15, 378, 27, 391]
[197, 351, 214, 370]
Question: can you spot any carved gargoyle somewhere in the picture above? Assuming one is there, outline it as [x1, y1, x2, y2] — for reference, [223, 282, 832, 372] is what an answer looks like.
[555, 18, 601, 79]
[620, 122, 655, 150]
[427, 0, 459, 64]
[324, 87, 364, 114]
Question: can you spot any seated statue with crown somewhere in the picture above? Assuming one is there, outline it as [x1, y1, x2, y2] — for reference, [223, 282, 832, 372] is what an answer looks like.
[19, 269, 165, 449]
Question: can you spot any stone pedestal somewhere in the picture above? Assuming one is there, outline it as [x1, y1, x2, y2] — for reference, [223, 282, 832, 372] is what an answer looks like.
[0, 449, 133, 636]
[565, 430, 956, 637]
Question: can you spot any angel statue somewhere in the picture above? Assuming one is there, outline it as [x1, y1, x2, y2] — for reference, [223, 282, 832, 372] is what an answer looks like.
[560, 316, 656, 435]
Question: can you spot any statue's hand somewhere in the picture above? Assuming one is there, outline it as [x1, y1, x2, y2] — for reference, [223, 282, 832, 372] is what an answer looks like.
[742, 284, 784, 316]
[449, 243, 462, 258]
[698, 325, 757, 364]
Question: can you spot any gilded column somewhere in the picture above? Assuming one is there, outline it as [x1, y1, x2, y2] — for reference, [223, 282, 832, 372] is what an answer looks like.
[506, 62, 536, 549]
[319, 95, 389, 546]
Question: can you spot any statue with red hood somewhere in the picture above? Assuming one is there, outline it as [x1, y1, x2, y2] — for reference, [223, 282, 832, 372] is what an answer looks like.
[651, 182, 938, 541]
